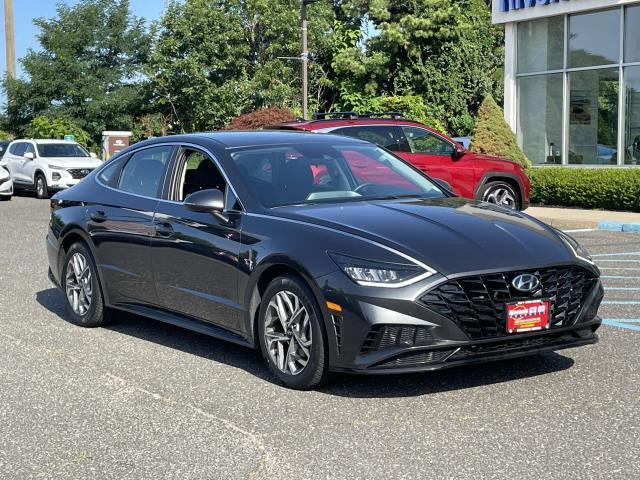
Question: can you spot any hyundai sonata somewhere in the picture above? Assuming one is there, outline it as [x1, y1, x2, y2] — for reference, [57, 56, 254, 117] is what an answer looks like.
[46, 132, 603, 389]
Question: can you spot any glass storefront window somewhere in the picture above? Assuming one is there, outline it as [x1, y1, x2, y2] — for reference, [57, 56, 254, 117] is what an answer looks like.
[517, 17, 564, 73]
[626, 67, 640, 166]
[568, 69, 619, 165]
[625, 6, 640, 63]
[569, 9, 620, 68]
[517, 75, 563, 165]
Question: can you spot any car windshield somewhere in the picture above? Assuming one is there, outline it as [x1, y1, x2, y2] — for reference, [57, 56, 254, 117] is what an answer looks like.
[230, 143, 446, 208]
[37, 143, 89, 158]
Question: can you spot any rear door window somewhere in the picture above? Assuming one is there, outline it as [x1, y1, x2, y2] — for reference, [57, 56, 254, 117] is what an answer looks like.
[118, 146, 173, 198]
[332, 126, 402, 152]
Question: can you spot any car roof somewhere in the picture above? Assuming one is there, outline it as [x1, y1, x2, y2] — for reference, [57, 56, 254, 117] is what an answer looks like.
[144, 130, 372, 149]
[10, 139, 79, 144]
[273, 118, 448, 137]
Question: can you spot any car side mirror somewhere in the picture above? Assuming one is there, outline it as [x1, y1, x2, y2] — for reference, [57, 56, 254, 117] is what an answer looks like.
[24, 152, 35, 160]
[433, 178, 455, 195]
[90, 152, 98, 159]
[451, 145, 465, 160]
[184, 188, 229, 223]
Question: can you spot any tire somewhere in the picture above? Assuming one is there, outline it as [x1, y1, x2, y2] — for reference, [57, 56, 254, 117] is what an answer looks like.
[35, 173, 49, 199]
[258, 275, 329, 390]
[61, 242, 110, 328]
[480, 181, 520, 210]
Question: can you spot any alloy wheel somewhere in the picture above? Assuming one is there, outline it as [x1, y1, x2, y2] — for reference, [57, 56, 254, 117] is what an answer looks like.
[264, 290, 312, 376]
[484, 187, 517, 209]
[65, 252, 93, 316]
[37, 177, 45, 197]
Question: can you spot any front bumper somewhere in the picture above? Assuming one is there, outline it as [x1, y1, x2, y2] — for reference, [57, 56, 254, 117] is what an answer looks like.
[0, 178, 13, 196]
[316, 264, 603, 374]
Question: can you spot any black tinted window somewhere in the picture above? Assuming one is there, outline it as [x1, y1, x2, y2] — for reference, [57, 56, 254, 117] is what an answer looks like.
[333, 126, 401, 151]
[402, 127, 453, 155]
[118, 146, 172, 198]
[97, 156, 126, 187]
[9, 143, 27, 156]
[179, 150, 226, 201]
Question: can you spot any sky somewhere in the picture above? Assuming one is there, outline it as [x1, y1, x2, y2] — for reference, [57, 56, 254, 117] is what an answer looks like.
[0, 0, 166, 105]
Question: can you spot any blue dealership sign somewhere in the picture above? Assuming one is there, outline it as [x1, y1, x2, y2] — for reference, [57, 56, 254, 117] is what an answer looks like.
[500, 0, 570, 12]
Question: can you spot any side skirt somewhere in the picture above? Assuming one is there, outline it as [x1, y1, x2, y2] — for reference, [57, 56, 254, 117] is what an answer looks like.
[113, 303, 254, 349]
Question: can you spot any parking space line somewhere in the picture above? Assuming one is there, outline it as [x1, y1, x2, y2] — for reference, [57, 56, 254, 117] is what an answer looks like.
[592, 252, 640, 257]
[596, 260, 640, 263]
[603, 319, 640, 332]
[602, 300, 640, 305]
[563, 229, 595, 233]
[598, 268, 640, 271]
[605, 287, 640, 291]
[601, 276, 640, 279]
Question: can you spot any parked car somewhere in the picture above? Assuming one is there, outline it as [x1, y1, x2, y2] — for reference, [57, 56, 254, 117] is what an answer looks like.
[0, 139, 101, 199]
[0, 140, 9, 159]
[46, 131, 602, 389]
[0, 165, 12, 200]
[272, 113, 530, 210]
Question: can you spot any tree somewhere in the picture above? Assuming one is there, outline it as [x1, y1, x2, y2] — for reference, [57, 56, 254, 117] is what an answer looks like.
[2, 0, 150, 144]
[470, 95, 530, 169]
[145, 0, 334, 132]
[326, 0, 504, 134]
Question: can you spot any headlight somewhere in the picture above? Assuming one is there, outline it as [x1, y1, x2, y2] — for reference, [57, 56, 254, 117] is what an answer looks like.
[556, 229, 594, 265]
[0, 170, 9, 181]
[48, 164, 66, 171]
[329, 252, 435, 287]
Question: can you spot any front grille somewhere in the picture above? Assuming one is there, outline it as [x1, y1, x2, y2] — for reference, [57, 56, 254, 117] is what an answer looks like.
[67, 168, 94, 180]
[372, 349, 454, 369]
[420, 266, 597, 340]
[360, 325, 434, 354]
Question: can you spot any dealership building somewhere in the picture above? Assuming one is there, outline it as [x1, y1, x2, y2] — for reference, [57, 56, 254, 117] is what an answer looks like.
[493, 0, 640, 167]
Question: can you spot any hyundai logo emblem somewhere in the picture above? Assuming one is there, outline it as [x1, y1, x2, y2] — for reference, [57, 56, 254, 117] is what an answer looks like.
[512, 273, 540, 293]
[81, 169, 89, 175]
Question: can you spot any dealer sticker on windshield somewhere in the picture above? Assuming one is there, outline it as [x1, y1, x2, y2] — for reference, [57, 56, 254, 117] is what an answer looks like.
[506, 300, 550, 333]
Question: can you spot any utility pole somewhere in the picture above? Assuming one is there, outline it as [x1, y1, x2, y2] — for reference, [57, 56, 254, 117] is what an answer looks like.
[300, 0, 319, 120]
[4, 0, 16, 80]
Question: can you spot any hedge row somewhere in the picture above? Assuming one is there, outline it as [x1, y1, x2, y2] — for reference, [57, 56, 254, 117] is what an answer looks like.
[530, 167, 640, 212]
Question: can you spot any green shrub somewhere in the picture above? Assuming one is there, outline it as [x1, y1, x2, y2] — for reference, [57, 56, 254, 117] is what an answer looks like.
[530, 167, 640, 212]
[470, 95, 531, 169]
[0, 130, 13, 141]
[26, 116, 92, 148]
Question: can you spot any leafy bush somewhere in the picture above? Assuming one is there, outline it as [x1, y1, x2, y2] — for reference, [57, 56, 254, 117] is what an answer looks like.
[26, 116, 92, 148]
[0, 130, 13, 141]
[225, 106, 296, 130]
[530, 167, 640, 212]
[470, 95, 531, 169]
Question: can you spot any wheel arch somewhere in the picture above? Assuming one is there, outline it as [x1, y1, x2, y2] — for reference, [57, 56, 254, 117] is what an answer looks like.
[58, 227, 110, 305]
[474, 172, 524, 209]
[244, 259, 327, 348]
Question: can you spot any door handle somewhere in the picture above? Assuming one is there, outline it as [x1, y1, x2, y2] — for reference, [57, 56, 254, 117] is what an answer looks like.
[154, 222, 175, 237]
[90, 210, 107, 223]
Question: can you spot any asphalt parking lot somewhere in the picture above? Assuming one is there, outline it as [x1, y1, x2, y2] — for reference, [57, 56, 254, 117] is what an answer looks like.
[0, 195, 638, 479]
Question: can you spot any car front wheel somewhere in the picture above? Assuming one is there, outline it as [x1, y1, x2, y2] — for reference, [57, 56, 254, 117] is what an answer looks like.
[481, 181, 520, 210]
[258, 275, 328, 390]
[35, 173, 49, 199]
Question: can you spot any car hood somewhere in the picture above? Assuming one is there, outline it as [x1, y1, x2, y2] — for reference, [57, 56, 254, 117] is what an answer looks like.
[271, 198, 579, 277]
[45, 157, 102, 169]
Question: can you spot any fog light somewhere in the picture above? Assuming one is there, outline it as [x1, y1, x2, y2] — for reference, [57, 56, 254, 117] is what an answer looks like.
[52, 172, 61, 181]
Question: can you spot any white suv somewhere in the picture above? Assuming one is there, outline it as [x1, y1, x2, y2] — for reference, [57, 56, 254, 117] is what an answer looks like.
[0, 139, 102, 199]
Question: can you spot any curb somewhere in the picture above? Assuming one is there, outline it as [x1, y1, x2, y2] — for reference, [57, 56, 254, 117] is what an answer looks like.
[597, 221, 640, 233]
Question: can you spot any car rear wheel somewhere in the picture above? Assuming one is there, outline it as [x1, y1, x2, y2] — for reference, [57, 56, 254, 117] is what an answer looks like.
[35, 173, 49, 199]
[61, 242, 110, 328]
[258, 275, 328, 390]
[481, 181, 520, 210]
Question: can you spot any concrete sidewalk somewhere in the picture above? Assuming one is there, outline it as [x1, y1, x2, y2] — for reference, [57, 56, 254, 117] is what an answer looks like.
[526, 206, 640, 231]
